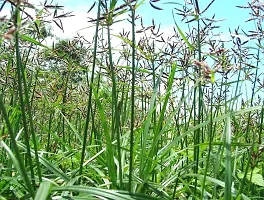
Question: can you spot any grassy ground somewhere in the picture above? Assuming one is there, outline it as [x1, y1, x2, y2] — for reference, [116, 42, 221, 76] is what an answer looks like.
[0, 0, 264, 199]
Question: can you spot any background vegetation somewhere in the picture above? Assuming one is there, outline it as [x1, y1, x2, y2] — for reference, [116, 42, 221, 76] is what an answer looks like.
[0, 0, 264, 199]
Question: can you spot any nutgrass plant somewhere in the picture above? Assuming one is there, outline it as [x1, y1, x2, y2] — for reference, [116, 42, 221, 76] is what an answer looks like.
[0, 0, 264, 199]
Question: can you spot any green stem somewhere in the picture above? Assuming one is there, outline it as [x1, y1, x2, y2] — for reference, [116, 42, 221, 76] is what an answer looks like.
[79, 0, 101, 179]
[129, 4, 136, 192]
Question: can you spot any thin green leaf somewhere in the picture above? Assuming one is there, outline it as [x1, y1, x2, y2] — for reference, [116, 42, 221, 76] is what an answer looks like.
[172, 12, 194, 51]
[52, 186, 160, 200]
[19, 34, 49, 48]
[224, 116, 232, 200]
[34, 182, 52, 200]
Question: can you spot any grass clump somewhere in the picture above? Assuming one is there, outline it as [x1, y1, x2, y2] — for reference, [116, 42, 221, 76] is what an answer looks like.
[0, 0, 264, 199]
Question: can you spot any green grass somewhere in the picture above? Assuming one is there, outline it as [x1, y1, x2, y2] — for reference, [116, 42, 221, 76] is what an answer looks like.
[0, 0, 264, 199]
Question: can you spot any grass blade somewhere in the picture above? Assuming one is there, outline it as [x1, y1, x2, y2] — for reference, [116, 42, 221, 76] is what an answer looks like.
[34, 182, 52, 200]
[224, 116, 232, 200]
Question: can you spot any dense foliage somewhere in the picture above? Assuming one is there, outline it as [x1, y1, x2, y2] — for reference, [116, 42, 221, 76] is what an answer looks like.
[0, 0, 264, 199]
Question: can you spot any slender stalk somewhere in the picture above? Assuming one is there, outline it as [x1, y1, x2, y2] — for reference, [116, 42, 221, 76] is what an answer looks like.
[193, 1, 202, 193]
[106, 16, 122, 190]
[201, 83, 214, 197]
[129, 4, 136, 192]
[79, 0, 101, 178]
